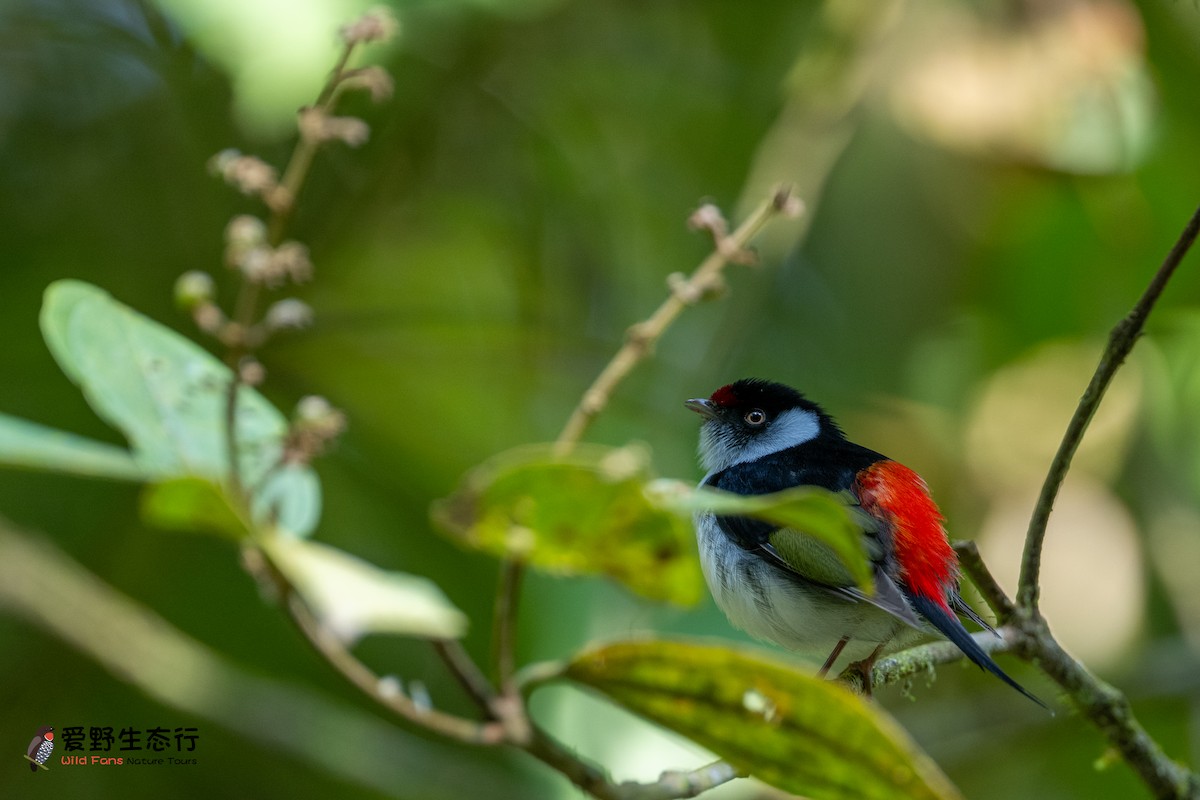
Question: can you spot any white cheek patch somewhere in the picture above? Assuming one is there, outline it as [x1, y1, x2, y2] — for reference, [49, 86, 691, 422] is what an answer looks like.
[729, 407, 820, 466]
[697, 424, 728, 474]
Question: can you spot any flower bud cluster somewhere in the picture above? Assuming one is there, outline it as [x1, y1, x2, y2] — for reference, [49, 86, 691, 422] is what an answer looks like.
[209, 150, 284, 207]
[341, 66, 394, 103]
[223, 216, 313, 288]
[298, 108, 370, 147]
[283, 395, 348, 463]
[339, 7, 398, 45]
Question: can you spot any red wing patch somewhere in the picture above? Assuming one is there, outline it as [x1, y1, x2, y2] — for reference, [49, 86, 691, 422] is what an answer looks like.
[854, 460, 957, 612]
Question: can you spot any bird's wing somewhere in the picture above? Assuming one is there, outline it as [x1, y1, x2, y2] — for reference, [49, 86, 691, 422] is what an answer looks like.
[758, 532, 923, 630]
[26, 736, 40, 759]
[748, 490, 923, 629]
[708, 444, 924, 630]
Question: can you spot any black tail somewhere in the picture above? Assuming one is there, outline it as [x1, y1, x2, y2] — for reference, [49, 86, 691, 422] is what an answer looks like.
[909, 593, 1050, 712]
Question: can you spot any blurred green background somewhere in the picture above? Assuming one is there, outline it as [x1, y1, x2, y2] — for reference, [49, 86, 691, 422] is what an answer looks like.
[2, 0, 1200, 797]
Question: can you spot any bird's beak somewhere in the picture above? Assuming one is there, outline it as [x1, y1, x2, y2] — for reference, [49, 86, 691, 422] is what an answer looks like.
[685, 398, 719, 420]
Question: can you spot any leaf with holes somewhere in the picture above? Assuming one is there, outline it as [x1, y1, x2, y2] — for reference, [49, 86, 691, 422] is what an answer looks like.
[38, 280, 319, 536]
[565, 639, 962, 800]
[432, 444, 702, 606]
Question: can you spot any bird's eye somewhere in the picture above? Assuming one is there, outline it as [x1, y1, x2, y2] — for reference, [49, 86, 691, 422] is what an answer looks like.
[744, 409, 767, 426]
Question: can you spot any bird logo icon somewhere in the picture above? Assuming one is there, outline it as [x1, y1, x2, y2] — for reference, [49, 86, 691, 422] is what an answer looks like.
[25, 726, 53, 773]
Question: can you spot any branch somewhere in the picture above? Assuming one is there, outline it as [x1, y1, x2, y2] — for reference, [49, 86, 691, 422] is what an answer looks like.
[840, 626, 1025, 696]
[1017, 204, 1200, 613]
[953, 540, 1015, 623]
[277, 572, 505, 745]
[858, 540, 1200, 798]
[492, 554, 525, 693]
[220, 27, 382, 496]
[523, 723, 743, 800]
[431, 639, 498, 717]
[1004, 205, 1200, 797]
[850, 207, 1200, 799]
[0, 523, 511, 797]
[1014, 618, 1199, 799]
[553, 189, 803, 455]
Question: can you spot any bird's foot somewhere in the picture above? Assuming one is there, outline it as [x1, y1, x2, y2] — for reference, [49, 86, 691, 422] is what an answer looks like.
[845, 642, 886, 698]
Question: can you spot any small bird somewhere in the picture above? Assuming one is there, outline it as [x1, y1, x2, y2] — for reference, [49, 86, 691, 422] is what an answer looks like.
[26, 726, 54, 772]
[687, 378, 1044, 707]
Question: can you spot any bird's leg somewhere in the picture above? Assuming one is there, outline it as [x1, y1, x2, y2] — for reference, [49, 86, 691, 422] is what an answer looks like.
[818, 635, 851, 678]
[846, 642, 887, 697]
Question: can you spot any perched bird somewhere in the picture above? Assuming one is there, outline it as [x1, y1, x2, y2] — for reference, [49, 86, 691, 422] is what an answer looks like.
[687, 378, 1044, 707]
[27, 726, 54, 772]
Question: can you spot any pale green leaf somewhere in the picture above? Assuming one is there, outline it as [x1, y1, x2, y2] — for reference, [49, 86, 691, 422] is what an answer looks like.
[0, 412, 146, 481]
[263, 536, 468, 643]
[253, 464, 323, 539]
[565, 639, 962, 800]
[432, 444, 702, 606]
[38, 280, 320, 536]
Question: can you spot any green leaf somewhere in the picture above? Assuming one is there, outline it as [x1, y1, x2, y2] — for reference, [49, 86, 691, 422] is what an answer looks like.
[565, 639, 962, 800]
[262, 536, 469, 644]
[38, 280, 320, 536]
[432, 444, 702, 606]
[646, 479, 872, 593]
[141, 478, 251, 540]
[253, 464, 323, 540]
[0, 412, 146, 481]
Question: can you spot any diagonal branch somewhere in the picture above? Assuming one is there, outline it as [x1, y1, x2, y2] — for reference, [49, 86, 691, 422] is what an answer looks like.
[1017, 204, 1200, 613]
[954, 540, 1015, 623]
[553, 189, 803, 455]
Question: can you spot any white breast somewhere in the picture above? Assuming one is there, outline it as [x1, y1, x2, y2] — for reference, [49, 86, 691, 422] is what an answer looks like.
[694, 510, 905, 663]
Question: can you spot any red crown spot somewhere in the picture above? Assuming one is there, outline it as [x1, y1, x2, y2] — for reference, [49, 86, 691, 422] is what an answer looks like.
[855, 460, 956, 612]
[710, 384, 739, 408]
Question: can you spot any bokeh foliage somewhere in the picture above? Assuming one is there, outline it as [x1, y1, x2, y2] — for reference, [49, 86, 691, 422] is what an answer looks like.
[2, 0, 1200, 798]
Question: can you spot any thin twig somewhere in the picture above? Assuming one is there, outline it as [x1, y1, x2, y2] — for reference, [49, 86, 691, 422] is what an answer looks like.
[848, 207, 1200, 799]
[270, 40, 356, 243]
[488, 558, 533, 743]
[523, 723, 745, 800]
[612, 760, 745, 800]
[431, 639, 497, 717]
[1017, 204, 1200, 613]
[1013, 618, 1199, 799]
[953, 540, 1015, 623]
[210, 8, 514, 759]
[492, 557, 525, 693]
[553, 189, 802, 455]
[525, 723, 620, 799]
[221, 38, 360, 496]
[285, 591, 505, 745]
